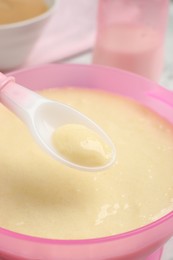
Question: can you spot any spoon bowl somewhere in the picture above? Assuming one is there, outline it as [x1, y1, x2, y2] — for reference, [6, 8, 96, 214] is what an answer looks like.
[32, 99, 116, 171]
[0, 72, 116, 171]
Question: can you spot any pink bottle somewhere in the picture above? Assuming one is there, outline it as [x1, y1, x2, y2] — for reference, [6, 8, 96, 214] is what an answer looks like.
[93, 0, 169, 82]
[0, 63, 173, 260]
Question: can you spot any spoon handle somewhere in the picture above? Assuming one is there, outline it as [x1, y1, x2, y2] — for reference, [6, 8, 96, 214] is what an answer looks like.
[0, 72, 46, 122]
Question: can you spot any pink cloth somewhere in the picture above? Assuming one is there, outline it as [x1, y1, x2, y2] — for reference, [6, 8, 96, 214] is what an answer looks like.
[24, 0, 97, 67]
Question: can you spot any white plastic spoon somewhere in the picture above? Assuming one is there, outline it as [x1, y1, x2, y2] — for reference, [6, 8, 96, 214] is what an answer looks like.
[0, 73, 116, 171]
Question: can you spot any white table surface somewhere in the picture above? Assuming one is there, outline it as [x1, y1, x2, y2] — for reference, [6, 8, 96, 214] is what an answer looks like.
[64, 4, 173, 259]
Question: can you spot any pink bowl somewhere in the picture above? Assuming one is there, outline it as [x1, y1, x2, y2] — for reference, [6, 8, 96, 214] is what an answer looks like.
[1, 63, 173, 260]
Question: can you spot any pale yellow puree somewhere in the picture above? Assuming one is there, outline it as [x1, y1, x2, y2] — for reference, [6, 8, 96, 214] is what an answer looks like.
[0, 0, 48, 24]
[52, 124, 112, 167]
[0, 87, 173, 239]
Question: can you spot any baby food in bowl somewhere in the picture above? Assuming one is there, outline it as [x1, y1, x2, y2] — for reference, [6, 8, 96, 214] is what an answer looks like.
[0, 0, 48, 24]
[0, 64, 173, 260]
[0, 0, 56, 71]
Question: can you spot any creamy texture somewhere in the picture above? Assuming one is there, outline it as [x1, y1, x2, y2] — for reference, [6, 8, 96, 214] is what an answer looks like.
[52, 124, 112, 167]
[0, 87, 173, 239]
[0, 0, 48, 24]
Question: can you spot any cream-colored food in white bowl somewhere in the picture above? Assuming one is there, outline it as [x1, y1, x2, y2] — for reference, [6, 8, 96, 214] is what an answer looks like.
[0, 0, 57, 71]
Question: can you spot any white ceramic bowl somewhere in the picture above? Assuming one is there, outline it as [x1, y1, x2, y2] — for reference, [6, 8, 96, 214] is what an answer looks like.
[0, 0, 56, 72]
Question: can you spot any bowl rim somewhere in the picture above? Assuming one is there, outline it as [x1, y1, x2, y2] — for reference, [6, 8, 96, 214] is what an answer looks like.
[1, 63, 173, 246]
[0, 211, 173, 245]
[0, 0, 57, 30]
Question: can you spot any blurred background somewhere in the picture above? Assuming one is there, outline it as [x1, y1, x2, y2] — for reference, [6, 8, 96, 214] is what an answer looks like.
[24, 0, 173, 91]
